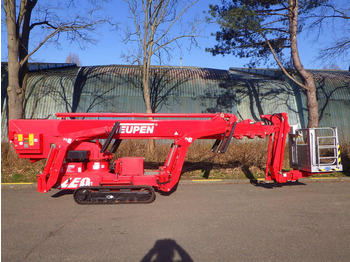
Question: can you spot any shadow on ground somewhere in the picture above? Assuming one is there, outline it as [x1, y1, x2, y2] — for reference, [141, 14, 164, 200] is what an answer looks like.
[140, 239, 193, 262]
[51, 190, 74, 198]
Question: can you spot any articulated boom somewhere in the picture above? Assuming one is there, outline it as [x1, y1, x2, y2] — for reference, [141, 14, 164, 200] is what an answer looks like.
[9, 112, 340, 204]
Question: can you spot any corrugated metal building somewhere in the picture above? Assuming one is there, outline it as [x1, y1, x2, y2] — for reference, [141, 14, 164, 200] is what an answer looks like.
[2, 64, 349, 143]
[21, 65, 236, 117]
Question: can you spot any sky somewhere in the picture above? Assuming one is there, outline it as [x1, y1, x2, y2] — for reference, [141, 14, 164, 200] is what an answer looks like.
[1, 0, 349, 70]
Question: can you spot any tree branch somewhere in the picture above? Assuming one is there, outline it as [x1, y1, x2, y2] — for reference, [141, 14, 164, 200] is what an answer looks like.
[152, 34, 198, 55]
[153, 0, 198, 44]
[260, 32, 309, 90]
[29, 20, 57, 31]
[20, 19, 102, 67]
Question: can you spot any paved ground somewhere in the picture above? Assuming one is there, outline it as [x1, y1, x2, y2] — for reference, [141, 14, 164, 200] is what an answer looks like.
[2, 181, 350, 262]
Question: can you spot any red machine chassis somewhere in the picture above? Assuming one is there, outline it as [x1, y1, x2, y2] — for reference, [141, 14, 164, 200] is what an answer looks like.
[9, 112, 311, 197]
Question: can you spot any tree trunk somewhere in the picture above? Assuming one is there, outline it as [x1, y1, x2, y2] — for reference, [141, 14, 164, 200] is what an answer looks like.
[142, 62, 153, 114]
[7, 64, 25, 120]
[289, 0, 318, 128]
[142, 54, 155, 153]
[6, 0, 24, 120]
[305, 84, 319, 128]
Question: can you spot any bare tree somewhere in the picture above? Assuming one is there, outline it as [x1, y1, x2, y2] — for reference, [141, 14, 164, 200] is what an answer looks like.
[3, 0, 106, 120]
[123, 0, 200, 114]
[65, 52, 82, 66]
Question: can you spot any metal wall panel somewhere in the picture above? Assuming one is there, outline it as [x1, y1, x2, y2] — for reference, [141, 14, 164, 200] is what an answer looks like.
[24, 74, 76, 119]
[71, 66, 235, 114]
[230, 70, 300, 125]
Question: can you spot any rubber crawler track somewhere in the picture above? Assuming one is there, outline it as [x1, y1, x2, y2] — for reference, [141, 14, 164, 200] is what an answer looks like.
[73, 185, 156, 205]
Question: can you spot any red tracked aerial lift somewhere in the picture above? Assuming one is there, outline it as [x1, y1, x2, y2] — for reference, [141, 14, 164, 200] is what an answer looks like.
[8, 112, 342, 204]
